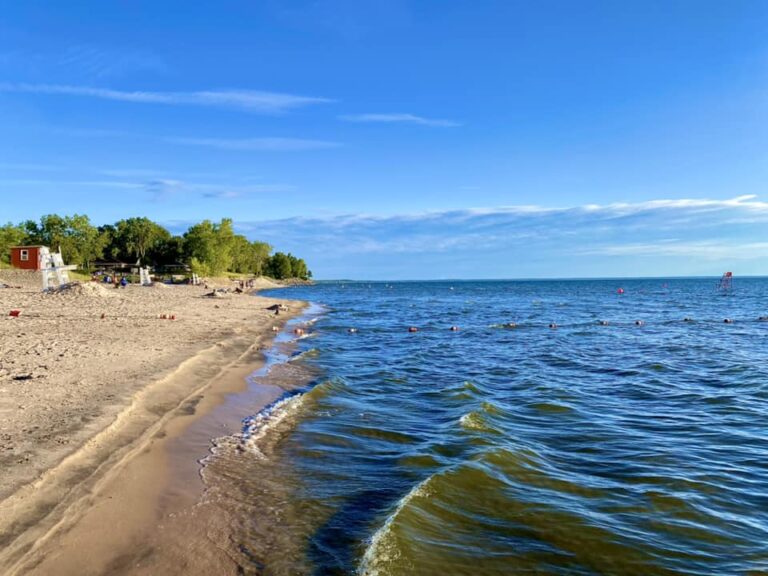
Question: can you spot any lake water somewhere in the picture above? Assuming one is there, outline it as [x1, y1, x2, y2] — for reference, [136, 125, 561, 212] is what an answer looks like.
[201, 279, 768, 575]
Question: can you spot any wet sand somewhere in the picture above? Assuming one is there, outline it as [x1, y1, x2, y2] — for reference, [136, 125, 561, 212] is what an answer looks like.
[0, 271, 305, 575]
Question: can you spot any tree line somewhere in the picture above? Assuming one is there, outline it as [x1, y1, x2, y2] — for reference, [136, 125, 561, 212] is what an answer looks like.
[0, 215, 311, 280]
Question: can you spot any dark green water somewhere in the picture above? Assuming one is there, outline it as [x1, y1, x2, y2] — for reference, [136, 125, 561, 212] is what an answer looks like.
[202, 279, 768, 575]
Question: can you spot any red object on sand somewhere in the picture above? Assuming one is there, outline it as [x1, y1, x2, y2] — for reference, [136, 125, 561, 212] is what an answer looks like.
[9, 310, 20, 317]
[170, 315, 176, 320]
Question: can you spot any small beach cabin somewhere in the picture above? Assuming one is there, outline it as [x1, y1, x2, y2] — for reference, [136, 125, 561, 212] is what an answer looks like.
[9, 245, 47, 270]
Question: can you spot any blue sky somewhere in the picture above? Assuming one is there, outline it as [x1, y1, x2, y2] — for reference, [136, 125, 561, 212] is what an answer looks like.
[1, 1, 767, 279]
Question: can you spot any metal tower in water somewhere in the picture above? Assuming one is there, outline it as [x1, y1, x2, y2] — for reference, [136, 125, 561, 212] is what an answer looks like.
[717, 271, 733, 293]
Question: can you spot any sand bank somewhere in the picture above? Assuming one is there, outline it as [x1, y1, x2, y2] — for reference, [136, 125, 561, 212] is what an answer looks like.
[0, 272, 304, 575]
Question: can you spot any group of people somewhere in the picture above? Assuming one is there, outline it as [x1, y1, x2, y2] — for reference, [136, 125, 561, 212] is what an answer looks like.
[98, 274, 129, 288]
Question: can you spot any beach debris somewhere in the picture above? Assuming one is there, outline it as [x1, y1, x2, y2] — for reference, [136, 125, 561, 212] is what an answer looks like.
[266, 304, 289, 312]
[635, 320, 645, 326]
[100, 313, 106, 319]
[9, 310, 21, 317]
[408, 327, 419, 333]
[450, 326, 460, 331]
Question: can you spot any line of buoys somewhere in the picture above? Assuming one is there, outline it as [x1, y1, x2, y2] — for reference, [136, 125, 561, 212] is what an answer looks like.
[400, 316, 768, 334]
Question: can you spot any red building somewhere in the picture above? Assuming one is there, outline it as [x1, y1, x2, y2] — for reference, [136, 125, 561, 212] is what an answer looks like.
[9, 246, 46, 270]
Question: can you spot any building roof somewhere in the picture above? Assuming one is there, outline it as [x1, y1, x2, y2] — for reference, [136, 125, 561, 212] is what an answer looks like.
[9, 245, 48, 249]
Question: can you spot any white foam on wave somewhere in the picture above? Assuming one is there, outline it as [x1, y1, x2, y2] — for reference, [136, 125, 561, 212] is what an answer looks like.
[357, 476, 434, 576]
[239, 392, 308, 459]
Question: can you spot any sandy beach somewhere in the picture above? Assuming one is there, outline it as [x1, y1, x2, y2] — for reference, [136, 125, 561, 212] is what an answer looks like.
[0, 270, 305, 575]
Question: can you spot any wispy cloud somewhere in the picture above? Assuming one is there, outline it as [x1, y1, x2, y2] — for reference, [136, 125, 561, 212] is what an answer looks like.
[339, 113, 460, 127]
[0, 83, 333, 113]
[59, 45, 166, 78]
[167, 136, 341, 151]
[228, 195, 768, 279]
[0, 177, 292, 202]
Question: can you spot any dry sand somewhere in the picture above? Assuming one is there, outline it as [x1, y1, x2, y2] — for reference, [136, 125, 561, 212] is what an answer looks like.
[0, 270, 305, 575]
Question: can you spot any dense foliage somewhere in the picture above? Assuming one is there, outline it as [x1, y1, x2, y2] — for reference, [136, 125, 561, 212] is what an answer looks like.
[0, 215, 311, 280]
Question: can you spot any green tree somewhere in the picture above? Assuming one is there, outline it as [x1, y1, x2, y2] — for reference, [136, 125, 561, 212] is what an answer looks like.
[68, 214, 104, 269]
[149, 235, 186, 266]
[267, 252, 293, 280]
[183, 218, 235, 276]
[251, 241, 272, 275]
[0, 223, 27, 264]
[114, 217, 170, 264]
[21, 214, 102, 268]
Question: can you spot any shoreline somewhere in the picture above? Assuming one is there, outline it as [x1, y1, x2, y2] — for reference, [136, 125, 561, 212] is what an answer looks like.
[0, 277, 307, 575]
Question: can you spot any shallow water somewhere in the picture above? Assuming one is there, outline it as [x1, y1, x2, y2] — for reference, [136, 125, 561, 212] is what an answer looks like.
[203, 279, 768, 575]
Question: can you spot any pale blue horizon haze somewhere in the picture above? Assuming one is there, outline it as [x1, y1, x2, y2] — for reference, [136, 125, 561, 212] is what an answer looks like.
[1, 1, 767, 279]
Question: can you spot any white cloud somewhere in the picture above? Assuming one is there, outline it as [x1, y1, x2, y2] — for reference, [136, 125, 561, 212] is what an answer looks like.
[167, 136, 341, 151]
[339, 113, 460, 127]
[581, 240, 768, 260]
[0, 83, 333, 113]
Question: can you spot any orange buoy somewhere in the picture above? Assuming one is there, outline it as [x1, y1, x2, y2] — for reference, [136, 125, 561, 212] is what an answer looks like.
[617, 288, 625, 295]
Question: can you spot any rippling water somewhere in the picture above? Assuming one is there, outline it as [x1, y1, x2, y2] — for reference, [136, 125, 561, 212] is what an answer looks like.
[202, 279, 768, 575]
